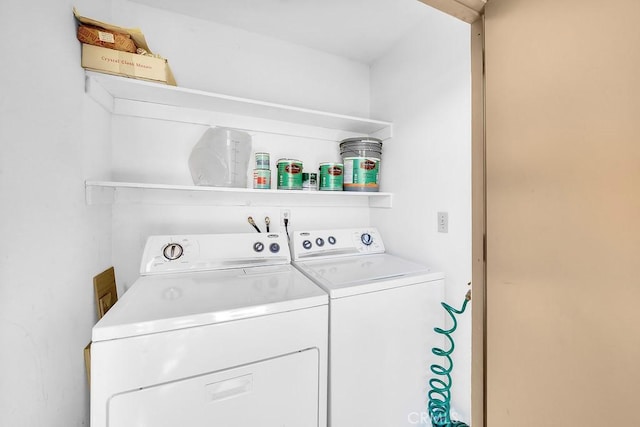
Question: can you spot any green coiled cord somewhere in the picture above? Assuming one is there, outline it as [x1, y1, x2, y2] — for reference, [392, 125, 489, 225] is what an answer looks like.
[428, 290, 471, 427]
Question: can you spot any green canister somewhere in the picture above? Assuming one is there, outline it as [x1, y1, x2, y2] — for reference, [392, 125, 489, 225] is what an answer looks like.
[277, 159, 303, 190]
[319, 163, 344, 191]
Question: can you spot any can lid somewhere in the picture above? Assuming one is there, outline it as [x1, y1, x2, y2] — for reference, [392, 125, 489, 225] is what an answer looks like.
[276, 158, 302, 163]
[319, 162, 344, 167]
[339, 137, 382, 145]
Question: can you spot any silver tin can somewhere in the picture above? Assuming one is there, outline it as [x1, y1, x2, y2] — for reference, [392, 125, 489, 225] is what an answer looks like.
[253, 169, 271, 189]
[255, 152, 270, 170]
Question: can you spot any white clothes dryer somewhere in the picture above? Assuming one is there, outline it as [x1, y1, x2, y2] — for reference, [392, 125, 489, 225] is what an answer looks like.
[91, 233, 328, 427]
[291, 228, 444, 427]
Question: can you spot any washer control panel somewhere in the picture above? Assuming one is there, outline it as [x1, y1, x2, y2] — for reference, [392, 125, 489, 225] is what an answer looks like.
[141, 233, 289, 275]
[291, 228, 385, 261]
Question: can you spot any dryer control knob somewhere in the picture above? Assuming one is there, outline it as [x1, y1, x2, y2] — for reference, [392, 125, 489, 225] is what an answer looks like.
[361, 233, 373, 246]
[303, 240, 312, 250]
[328, 236, 336, 245]
[162, 243, 184, 260]
[269, 243, 280, 253]
[315, 238, 325, 247]
[253, 242, 265, 252]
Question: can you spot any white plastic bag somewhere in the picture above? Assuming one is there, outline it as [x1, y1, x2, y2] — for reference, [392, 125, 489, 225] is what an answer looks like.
[188, 127, 252, 188]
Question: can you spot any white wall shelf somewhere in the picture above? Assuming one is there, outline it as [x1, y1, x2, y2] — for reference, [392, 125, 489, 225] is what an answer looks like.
[84, 73, 394, 208]
[84, 71, 393, 141]
[86, 181, 393, 208]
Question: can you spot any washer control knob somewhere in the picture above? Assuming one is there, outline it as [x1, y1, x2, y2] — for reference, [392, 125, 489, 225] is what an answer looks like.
[163, 243, 184, 260]
[269, 243, 280, 253]
[328, 236, 336, 245]
[361, 233, 373, 246]
[253, 242, 264, 252]
[315, 238, 325, 247]
[303, 240, 312, 250]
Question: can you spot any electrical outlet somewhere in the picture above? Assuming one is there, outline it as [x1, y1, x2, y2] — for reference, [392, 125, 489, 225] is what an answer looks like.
[437, 212, 448, 233]
[280, 209, 291, 226]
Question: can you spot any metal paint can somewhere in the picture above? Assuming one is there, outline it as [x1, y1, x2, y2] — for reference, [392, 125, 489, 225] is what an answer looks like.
[319, 162, 344, 191]
[277, 159, 303, 190]
[255, 152, 270, 170]
[340, 137, 382, 192]
[302, 172, 318, 190]
[253, 169, 271, 189]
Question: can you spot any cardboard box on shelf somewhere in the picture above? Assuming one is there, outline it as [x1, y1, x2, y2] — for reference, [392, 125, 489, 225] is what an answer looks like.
[81, 43, 171, 84]
[74, 8, 176, 86]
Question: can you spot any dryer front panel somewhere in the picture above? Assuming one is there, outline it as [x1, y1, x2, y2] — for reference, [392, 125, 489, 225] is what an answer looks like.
[108, 349, 319, 427]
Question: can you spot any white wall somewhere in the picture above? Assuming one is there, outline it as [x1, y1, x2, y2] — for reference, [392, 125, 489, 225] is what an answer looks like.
[370, 8, 472, 423]
[110, 113, 374, 289]
[104, 2, 376, 290]
[111, 0, 371, 117]
[109, 115, 374, 290]
[0, 1, 112, 426]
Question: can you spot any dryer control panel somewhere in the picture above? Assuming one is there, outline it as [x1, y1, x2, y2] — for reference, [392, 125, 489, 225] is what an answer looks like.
[290, 228, 385, 262]
[140, 233, 290, 275]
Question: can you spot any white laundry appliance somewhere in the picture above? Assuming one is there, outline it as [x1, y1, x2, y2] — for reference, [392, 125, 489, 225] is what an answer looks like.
[290, 227, 445, 427]
[90, 232, 328, 427]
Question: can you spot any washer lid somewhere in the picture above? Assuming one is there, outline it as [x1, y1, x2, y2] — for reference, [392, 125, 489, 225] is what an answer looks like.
[92, 265, 327, 342]
[294, 254, 444, 298]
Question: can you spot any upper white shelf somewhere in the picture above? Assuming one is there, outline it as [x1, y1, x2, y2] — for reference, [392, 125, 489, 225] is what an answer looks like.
[84, 71, 392, 139]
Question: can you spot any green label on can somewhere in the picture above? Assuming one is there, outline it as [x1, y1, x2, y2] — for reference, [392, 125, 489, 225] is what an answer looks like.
[277, 161, 303, 189]
[319, 163, 343, 191]
[343, 157, 379, 189]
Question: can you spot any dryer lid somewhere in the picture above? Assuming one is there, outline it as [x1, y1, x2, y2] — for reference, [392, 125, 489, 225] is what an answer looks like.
[92, 264, 327, 342]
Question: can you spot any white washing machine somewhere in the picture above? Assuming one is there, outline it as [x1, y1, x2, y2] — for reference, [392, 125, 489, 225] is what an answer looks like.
[291, 228, 445, 427]
[91, 232, 328, 427]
